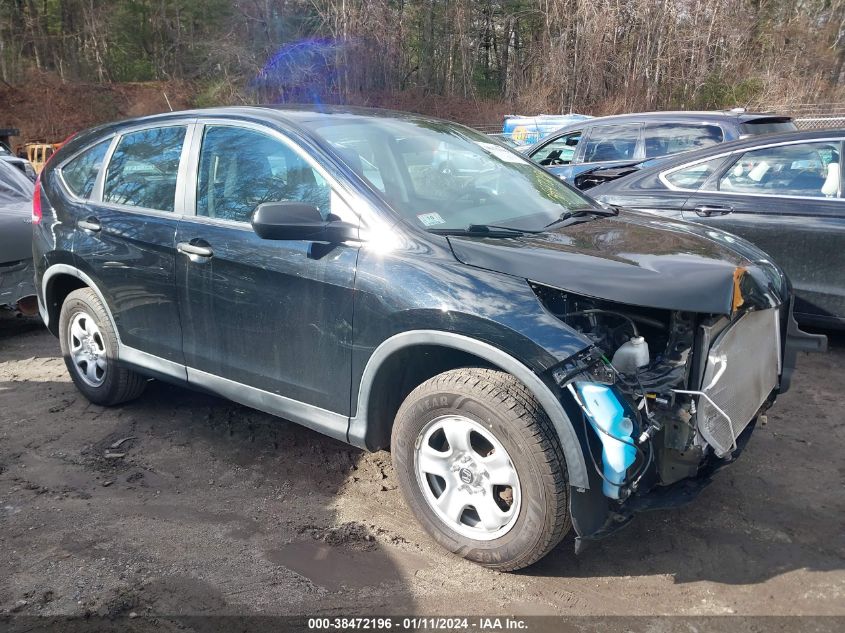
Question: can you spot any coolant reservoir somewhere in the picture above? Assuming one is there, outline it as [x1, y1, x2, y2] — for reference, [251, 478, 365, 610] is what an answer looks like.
[611, 336, 649, 374]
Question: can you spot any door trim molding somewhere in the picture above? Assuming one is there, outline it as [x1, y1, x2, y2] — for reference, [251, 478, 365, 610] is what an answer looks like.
[186, 367, 349, 442]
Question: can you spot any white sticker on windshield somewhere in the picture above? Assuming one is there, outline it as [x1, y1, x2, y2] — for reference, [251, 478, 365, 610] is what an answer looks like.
[477, 142, 524, 163]
[417, 212, 446, 227]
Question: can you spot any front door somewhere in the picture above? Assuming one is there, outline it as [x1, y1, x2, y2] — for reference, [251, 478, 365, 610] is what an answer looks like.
[175, 122, 360, 434]
[682, 139, 845, 323]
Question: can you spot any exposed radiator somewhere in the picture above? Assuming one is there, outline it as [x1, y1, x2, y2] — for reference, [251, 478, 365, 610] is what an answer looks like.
[696, 308, 781, 457]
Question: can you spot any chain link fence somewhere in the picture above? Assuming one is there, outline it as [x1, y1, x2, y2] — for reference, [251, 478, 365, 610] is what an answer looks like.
[794, 116, 845, 130]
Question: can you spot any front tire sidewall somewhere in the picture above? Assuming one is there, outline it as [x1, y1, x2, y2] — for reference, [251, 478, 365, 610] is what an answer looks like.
[393, 385, 555, 568]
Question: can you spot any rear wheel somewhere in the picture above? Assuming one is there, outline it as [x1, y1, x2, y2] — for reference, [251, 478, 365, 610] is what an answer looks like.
[391, 368, 571, 571]
[59, 288, 146, 406]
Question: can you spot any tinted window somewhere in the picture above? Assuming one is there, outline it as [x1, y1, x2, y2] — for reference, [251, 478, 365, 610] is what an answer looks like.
[196, 126, 332, 222]
[663, 157, 726, 190]
[645, 124, 724, 158]
[61, 140, 111, 199]
[531, 132, 581, 165]
[740, 119, 797, 135]
[582, 125, 640, 162]
[104, 126, 186, 212]
[718, 142, 840, 197]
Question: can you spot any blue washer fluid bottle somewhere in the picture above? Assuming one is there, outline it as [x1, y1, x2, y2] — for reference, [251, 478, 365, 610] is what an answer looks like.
[575, 383, 637, 499]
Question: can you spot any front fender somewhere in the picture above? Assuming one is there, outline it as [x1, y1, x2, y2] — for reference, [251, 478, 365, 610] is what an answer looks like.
[349, 247, 594, 489]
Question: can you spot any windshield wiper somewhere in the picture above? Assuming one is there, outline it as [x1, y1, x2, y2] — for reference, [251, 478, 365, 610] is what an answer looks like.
[428, 223, 542, 237]
[543, 206, 617, 230]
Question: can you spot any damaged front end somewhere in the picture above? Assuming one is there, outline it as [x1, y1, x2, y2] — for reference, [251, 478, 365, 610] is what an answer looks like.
[532, 278, 822, 551]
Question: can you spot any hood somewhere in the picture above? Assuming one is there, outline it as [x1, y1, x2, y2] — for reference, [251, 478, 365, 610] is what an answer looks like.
[447, 211, 787, 314]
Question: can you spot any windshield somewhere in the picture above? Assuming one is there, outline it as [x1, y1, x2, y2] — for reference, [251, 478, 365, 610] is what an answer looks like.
[304, 115, 596, 232]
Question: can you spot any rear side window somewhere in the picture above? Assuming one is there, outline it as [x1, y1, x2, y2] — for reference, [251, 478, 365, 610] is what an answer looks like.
[644, 124, 724, 158]
[740, 119, 797, 135]
[104, 126, 186, 212]
[663, 157, 726, 190]
[196, 126, 331, 222]
[60, 140, 110, 199]
[582, 124, 640, 163]
[718, 141, 840, 197]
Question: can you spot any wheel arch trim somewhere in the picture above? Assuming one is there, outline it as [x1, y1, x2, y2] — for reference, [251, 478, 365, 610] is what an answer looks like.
[348, 330, 589, 489]
[41, 264, 120, 339]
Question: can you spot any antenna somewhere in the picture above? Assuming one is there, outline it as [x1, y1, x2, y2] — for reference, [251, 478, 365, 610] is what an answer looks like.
[163, 92, 173, 112]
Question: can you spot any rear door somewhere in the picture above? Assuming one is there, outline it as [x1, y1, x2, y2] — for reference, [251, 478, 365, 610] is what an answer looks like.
[70, 122, 194, 368]
[680, 138, 845, 323]
[175, 120, 360, 427]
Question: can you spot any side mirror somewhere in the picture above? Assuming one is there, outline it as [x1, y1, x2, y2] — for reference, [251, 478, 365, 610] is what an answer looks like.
[251, 201, 358, 243]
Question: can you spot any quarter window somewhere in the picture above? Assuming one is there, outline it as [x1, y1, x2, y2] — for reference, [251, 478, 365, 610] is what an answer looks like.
[663, 157, 726, 190]
[718, 142, 841, 198]
[581, 125, 641, 163]
[531, 132, 581, 166]
[196, 126, 333, 222]
[645, 124, 723, 158]
[103, 126, 186, 212]
[61, 139, 111, 199]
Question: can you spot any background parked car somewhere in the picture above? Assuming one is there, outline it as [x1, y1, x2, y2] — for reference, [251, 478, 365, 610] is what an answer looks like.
[500, 113, 592, 147]
[524, 110, 796, 190]
[589, 128, 845, 328]
[0, 159, 36, 313]
[0, 141, 36, 180]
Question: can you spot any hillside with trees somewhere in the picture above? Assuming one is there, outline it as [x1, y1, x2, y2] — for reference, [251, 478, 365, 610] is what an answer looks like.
[1, 0, 844, 139]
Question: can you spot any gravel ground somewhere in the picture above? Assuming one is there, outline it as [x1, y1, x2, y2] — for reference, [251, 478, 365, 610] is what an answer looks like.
[1, 310, 843, 619]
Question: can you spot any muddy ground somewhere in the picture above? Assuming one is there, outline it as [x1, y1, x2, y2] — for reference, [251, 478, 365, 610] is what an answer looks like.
[1, 310, 843, 619]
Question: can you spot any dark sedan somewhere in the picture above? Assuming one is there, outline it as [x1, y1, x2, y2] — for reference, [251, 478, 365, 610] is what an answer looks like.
[590, 128, 845, 328]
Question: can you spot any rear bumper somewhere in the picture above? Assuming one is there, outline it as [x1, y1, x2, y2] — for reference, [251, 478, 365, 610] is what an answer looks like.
[0, 259, 36, 308]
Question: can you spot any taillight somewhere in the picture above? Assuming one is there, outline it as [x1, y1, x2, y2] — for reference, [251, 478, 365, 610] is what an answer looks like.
[32, 174, 42, 224]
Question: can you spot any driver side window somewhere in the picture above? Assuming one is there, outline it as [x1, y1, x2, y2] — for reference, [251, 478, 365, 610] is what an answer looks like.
[531, 132, 581, 166]
[196, 125, 332, 222]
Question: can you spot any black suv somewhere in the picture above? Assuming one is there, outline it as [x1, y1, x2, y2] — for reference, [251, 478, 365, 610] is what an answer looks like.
[32, 107, 823, 571]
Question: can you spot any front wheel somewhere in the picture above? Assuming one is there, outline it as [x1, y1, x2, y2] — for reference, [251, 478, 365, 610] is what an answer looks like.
[391, 368, 571, 571]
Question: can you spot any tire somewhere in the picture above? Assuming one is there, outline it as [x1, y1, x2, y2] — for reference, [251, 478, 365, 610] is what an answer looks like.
[59, 287, 146, 406]
[391, 368, 571, 571]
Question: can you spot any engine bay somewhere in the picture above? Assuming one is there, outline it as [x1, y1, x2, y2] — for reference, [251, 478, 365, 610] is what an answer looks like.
[532, 283, 770, 499]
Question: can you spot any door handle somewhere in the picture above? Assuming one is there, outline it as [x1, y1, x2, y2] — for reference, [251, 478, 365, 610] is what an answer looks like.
[693, 205, 733, 217]
[77, 217, 101, 232]
[177, 241, 214, 258]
